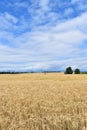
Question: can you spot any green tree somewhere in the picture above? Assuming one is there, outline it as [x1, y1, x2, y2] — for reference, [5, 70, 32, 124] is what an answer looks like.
[74, 68, 80, 74]
[65, 67, 73, 74]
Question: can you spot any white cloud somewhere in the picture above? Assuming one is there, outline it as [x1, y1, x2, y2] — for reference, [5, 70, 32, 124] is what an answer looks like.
[71, 0, 87, 11]
[4, 12, 18, 24]
[64, 8, 74, 16]
[14, 2, 28, 8]
[39, 0, 50, 11]
[0, 12, 18, 32]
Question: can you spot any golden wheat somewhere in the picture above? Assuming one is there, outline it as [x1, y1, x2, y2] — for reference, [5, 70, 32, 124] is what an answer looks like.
[0, 73, 87, 130]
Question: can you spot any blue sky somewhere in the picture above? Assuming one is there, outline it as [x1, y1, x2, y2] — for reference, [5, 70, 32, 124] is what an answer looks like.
[0, 0, 87, 71]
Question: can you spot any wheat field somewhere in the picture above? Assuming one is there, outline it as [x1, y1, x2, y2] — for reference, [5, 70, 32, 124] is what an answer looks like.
[0, 73, 87, 130]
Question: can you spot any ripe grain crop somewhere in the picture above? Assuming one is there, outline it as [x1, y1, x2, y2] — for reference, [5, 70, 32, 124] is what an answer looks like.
[0, 73, 87, 130]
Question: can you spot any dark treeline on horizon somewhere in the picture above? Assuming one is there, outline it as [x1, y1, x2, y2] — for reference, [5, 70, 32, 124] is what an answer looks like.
[0, 71, 86, 74]
[0, 71, 61, 74]
[0, 72, 29, 74]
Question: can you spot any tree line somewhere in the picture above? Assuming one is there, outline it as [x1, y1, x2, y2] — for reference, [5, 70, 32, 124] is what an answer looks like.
[0, 72, 29, 74]
[64, 67, 80, 74]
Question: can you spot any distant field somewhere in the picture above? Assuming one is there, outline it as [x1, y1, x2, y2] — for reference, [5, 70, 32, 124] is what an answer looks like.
[0, 73, 87, 130]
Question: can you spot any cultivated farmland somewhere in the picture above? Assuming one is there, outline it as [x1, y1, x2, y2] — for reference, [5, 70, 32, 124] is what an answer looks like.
[0, 73, 87, 130]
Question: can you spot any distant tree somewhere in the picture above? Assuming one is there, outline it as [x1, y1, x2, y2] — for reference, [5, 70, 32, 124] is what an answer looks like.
[74, 68, 80, 74]
[65, 67, 73, 74]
